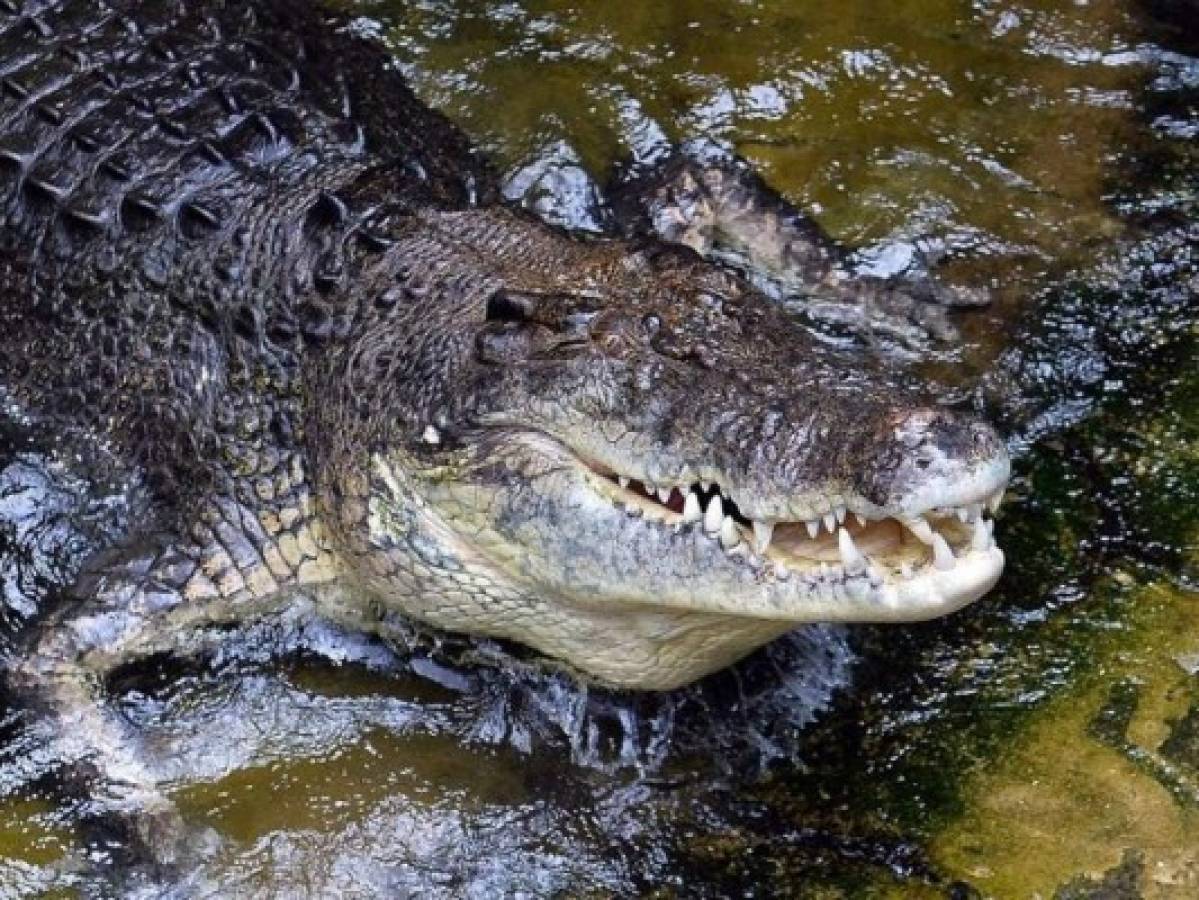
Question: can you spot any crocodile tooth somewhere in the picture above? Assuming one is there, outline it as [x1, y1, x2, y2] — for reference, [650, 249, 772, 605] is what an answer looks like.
[645, 481, 657, 496]
[719, 516, 741, 550]
[847, 579, 870, 602]
[932, 532, 955, 570]
[853, 512, 868, 528]
[971, 516, 992, 551]
[834, 504, 846, 524]
[905, 517, 936, 545]
[956, 506, 970, 523]
[868, 566, 883, 588]
[704, 494, 723, 535]
[837, 527, 866, 573]
[752, 521, 774, 554]
[987, 490, 1004, 514]
[657, 486, 672, 504]
[900, 562, 914, 579]
[822, 511, 837, 533]
[970, 502, 983, 522]
[682, 492, 702, 523]
[774, 562, 791, 581]
[700, 480, 712, 493]
[421, 425, 440, 445]
[806, 519, 821, 539]
[618, 475, 629, 489]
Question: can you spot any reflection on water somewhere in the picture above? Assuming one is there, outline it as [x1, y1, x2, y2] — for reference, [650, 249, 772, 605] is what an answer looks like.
[1, 0, 1197, 895]
[356, 0, 1141, 258]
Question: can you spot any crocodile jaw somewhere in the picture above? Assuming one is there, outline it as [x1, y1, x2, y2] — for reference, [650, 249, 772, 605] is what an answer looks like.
[359, 430, 1008, 690]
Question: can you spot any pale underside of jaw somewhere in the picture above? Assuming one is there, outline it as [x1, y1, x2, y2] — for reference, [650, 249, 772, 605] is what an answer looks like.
[584, 463, 1006, 609]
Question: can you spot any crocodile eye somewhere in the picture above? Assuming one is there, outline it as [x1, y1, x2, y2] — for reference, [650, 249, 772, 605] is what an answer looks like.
[484, 290, 534, 324]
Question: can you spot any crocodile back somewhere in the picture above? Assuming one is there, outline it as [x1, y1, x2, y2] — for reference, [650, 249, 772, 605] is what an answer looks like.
[0, 0, 490, 510]
[0, 0, 484, 257]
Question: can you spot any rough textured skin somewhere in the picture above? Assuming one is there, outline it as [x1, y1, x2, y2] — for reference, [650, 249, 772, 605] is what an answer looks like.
[0, 0, 486, 604]
[0, 0, 1008, 707]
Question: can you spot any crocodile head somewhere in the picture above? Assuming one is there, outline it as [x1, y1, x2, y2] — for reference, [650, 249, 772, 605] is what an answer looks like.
[330, 222, 1009, 690]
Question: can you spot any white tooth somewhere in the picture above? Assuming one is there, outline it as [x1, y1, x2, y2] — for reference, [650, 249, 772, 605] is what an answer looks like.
[970, 503, 983, 522]
[682, 492, 702, 523]
[823, 511, 836, 533]
[806, 519, 821, 539]
[618, 475, 629, 489]
[719, 516, 741, 550]
[837, 527, 866, 573]
[421, 425, 440, 445]
[868, 566, 883, 588]
[853, 512, 868, 528]
[847, 579, 870, 602]
[752, 521, 774, 554]
[704, 494, 723, 535]
[971, 517, 992, 551]
[834, 504, 846, 524]
[900, 562, 914, 580]
[932, 532, 955, 570]
[956, 506, 970, 523]
[905, 517, 936, 545]
[645, 481, 657, 496]
[657, 486, 672, 504]
[774, 563, 790, 581]
[987, 490, 1004, 514]
[701, 480, 712, 493]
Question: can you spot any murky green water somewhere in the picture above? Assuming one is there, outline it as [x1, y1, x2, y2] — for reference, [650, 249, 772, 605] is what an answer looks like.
[1, 0, 1196, 896]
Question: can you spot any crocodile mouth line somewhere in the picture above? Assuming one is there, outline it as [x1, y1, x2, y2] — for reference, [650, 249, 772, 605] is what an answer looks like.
[581, 462, 1005, 590]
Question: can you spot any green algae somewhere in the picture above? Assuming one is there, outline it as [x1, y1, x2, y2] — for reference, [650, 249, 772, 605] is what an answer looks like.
[931, 578, 1199, 898]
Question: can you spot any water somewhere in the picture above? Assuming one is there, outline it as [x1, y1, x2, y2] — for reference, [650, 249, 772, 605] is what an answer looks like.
[1, 0, 1197, 895]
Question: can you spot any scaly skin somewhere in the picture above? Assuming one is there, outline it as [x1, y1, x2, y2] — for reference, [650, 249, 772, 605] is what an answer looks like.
[0, 0, 1008, 693]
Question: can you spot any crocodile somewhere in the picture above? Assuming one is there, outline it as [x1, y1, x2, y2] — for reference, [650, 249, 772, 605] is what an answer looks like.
[0, 0, 1008, 856]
